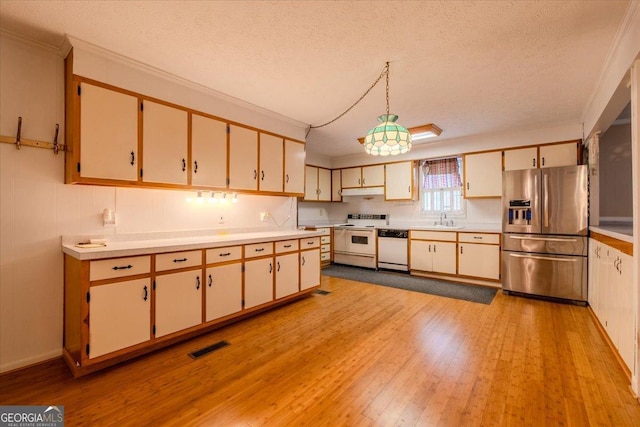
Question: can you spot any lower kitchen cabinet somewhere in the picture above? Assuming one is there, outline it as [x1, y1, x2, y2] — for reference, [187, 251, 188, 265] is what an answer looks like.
[588, 236, 635, 375]
[275, 252, 300, 299]
[88, 278, 151, 359]
[205, 263, 242, 321]
[155, 270, 203, 338]
[244, 257, 274, 308]
[457, 233, 501, 280]
[410, 240, 457, 275]
[300, 248, 321, 290]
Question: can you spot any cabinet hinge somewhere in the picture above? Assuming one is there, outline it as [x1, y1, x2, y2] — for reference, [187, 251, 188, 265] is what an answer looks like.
[86, 291, 90, 303]
[77, 85, 81, 96]
[153, 280, 156, 290]
[85, 344, 90, 356]
[140, 169, 143, 178]
[241, 264, 245, 273]
[77, 162, 81, 173]
[226, 178, 230, 186]
[226, 124, 230, 134]
[140, 102, 144, 112]
[242, 299, 245, 308]
[152, 325, 156, 335]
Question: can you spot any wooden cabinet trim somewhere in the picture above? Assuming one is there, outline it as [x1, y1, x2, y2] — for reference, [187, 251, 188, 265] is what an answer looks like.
[591, 231, 633, 256]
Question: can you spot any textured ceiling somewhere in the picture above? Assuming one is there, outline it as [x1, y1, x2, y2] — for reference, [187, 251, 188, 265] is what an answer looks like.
[0, 1, 631, 158]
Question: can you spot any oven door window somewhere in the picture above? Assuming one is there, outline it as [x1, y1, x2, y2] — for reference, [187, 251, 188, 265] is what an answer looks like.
[351, 235, 369, 245]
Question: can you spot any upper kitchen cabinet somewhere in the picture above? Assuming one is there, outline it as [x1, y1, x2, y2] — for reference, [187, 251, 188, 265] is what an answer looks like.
[76, 82, 139, 182]
[385, 161, 414, 200]
[141, 100, 188, 185]
[228, 125, 259, 191]
[284, 140, 305, 195]
[463, 150, 502, 198]
[503, 141, 579, 171]
[342, 165, 384, 188]
[331, 169, 342, 201]
[539, 141, 579, 168]
[259, 133, 284, 193]
[191, 113, 228, 188]
[304, 166, 331, 201]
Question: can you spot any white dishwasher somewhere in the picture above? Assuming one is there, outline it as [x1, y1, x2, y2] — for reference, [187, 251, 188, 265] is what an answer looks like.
[377, 229, 409, 271]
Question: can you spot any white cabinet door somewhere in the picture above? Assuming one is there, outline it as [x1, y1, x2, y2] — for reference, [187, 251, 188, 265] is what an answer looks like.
[142, 100, 188, 185]
[79, 83, 139, 181]
[275, 253, 299, 299]
[598, 245, 614, 338]
[458, 243, 500, 280]
[155, 270, 202, 337]
[284, 140, 305, 194]
[539, 142, 577, 168]
[617, 252, 634, 371]
[332, 169, 342, 201]
[228, 125, 258, 191]
[385, 161, 413, 200]
[318, 167, 332, 201]
[587, 239, 600, 315]
[244, 257, 274, 308]
[362, 165, 385, 187]
[410, 240, 432, 271]
[341, 167, 362, 187]
[503, 147, 538, 171]
[205, 263, 242, 322]
[300, 249, 320, 290]
[431, 242, 457, 275]
[89, 278, 151, 359]
[463, 151, 502, 198]
[259, 133, 284, 192]
[304, 166, 319, 201]
[191, 114, 227, 188]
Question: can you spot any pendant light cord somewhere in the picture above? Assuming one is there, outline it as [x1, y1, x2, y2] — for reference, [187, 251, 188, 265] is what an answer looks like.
[306, 62, 390, 138]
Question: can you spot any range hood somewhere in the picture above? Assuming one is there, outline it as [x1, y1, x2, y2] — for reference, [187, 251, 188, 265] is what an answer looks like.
[340, 186, 385, 196]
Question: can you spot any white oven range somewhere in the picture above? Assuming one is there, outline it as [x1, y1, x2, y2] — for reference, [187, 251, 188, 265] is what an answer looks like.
[333, 214, 388, 269]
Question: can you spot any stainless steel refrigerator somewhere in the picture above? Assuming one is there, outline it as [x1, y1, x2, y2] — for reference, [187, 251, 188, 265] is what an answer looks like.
[502, 165, 588, 303]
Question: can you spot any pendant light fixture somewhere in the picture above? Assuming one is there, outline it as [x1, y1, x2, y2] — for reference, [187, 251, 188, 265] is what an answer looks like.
[363, 62, 411, 156]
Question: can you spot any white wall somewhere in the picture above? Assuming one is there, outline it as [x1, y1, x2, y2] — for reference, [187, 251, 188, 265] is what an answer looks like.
[0, 33, 298, 373]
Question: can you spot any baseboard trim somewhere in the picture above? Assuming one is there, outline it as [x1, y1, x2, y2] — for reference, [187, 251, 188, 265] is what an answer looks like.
[0, 352, 63, 377]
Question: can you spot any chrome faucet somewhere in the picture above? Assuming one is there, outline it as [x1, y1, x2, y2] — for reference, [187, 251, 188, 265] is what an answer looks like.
[434, 211, 454, 227]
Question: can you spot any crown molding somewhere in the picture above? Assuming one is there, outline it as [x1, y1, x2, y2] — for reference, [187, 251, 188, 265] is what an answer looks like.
[0, 28, 65, 56]
[65, 35, 308, 130]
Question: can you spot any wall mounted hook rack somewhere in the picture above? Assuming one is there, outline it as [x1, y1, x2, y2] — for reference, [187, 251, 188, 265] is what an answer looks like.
[0, 116, 66, 154]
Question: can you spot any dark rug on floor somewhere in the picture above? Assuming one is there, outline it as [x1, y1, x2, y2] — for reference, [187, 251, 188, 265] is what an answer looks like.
[322, 265, 497, 305]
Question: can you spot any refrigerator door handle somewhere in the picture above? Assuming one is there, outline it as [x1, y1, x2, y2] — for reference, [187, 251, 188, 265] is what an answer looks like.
[543, 173, 549, 228]
[508, 235, 577, 243]
[509, 253, 577, 263]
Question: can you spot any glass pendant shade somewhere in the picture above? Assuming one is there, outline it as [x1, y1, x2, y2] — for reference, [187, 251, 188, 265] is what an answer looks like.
[363, 114, 412, 156]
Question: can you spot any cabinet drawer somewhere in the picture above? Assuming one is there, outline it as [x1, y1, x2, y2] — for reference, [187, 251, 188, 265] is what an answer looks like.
[321, 244, 331, 253]
[410, 230, 457, 242]
[321, 236, 331, 244]
[276, 240, 299, 253]
[156, 250, 202, 272]
[301, 237, 320, 249]
[245, 242, 274, 258]
[458, 233, 500, 244]
[320, 252, 331, 261]
[90, 256, 151, 281]
[317, 228, 331, 236]
[206, 246, 242, 264]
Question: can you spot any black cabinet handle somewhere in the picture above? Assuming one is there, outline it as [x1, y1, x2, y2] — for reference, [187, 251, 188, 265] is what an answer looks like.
[196, 276, 200, 290]
[219, 252, 231, 257]
[542, 157, 545, 166]
[261, 170, 265, 181]
[286, 174, 289, 183]
[112, 265, 133, 270]
[194, 160, 198, 174]
[277, 261, 280, 272]
[307, 241, 314, 245]
[466, 183, 470, 190]
[182, 158, 186, 172]
[434, 245, 436, 253]
[284, 244, 292, 248]
[143, 286, 148, 301]
[460, 246, 464, 254]
[269, 263, 272, 273]
[533, 158, 536, 167]
[473, 236, 482, 240]
[130, 151, 135, 166]
[173, 258, 187, 263]
[253, 170, 257, 180]
[301, 256, 306, 266]
[255, 248, 264, 252]
[208, 274, 213, 287]
[428, 245, 431, 253]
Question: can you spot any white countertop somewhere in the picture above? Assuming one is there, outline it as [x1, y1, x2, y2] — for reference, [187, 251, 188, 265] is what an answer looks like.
[300, 221, 502, 233]
[62, 229, 324, 260]
[590, 224, 633, 244]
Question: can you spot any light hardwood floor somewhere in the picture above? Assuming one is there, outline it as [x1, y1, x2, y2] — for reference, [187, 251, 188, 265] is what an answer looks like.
[1, 275, 639, 426]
